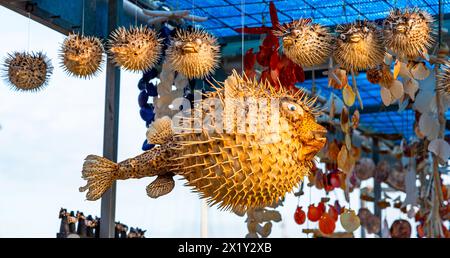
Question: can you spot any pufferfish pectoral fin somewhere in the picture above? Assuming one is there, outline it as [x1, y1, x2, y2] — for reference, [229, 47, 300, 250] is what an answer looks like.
[146, 116, 174, 145]
[146, 174, 175, 198]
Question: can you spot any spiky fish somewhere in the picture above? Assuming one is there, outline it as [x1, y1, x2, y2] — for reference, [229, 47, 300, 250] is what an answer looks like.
[383, 8, 434, 60]
[79, 71, 327, 212]
[166, 28, 220, 79]
[274, 18, 333, 67]
[437, 60, 450, 97]
[333, 20, 385, 71]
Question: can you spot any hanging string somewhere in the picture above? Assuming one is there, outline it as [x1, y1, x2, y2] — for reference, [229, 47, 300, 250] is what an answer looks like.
[241, 0, 245, 73]
[135, 0, 138, 26]
[27, 12, 31, 52]
[343, 1, 348, 24]
[81, 0, 85, 35]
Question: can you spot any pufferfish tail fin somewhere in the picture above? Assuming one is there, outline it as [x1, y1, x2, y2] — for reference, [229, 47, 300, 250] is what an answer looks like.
[146, 116, 174, 145]
[79, 155, 119, 201]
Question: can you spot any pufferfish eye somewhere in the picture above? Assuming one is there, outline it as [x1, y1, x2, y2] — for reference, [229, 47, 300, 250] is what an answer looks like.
[340, 34, 346, 40]
[195, 38, 202, 45]
[288, 103, 297, 111]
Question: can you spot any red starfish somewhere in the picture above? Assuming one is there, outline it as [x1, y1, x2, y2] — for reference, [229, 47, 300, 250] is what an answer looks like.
[233, 1, 305, 92]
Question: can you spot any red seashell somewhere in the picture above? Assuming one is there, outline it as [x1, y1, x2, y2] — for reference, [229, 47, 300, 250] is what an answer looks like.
[307, 204, 323, 222]
[319, 213, 336, 235]
[294, 206, 306, 225]
[417, 223, 425, 238]
[318, 202, 326, 213]
[328, 205, 339, 222]
[329, 172, 341, 188]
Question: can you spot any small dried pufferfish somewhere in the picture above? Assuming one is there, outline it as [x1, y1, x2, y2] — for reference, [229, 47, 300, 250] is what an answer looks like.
[108, 25, 162, 72]
[437, 60, 450, 97]
[79, 71, 327, 213]
[60, 33, 104, 78]
[334, 20, 385, 71]
[383, 8, 434, 60]
[2, 51, 53, 91]
[274, 18, 333, 67]
[166, 28, 220, 79]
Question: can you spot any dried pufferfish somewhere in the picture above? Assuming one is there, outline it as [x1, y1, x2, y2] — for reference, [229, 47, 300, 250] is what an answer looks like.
[383, 8, 434, 60]
[60, 33, 104, 78]
[333, 20, 385, 71]
[437, 60, 450, 97]
[2, 51, 53, 91]
[79, 71, 327, 212]
[108, 25, 162, 72]
[274, 18, 333, 67]
[166, 28, 220, 79]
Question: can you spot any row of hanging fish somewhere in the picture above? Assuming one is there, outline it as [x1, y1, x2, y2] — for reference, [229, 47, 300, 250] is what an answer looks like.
[1, 26, 220, 92]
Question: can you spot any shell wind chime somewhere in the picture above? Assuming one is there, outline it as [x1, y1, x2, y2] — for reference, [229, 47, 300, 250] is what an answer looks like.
[79, 71, 327, 212]
[59, 33, 104, 78]
[334, 20, 385, 71]
[108, 25, 162, 72]
[2, 51, 53, 91]
[166, 28, 220, 79]
[383, 8, 434, 61]
[274, 18, 333, 67]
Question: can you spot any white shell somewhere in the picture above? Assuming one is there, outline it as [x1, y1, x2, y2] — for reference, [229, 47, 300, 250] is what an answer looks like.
[389, 80, 404, 100]
[418, 113, 440, 140]
[380, 86, 392, 106]
[428, 139, 450, 165]
[398, 61, 412, 79]
[403, 78, 419, 101]
[411, 63, 430, 81]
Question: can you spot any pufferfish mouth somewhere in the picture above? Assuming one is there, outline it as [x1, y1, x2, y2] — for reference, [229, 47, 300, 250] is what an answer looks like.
[283, 37, 294, 47]
[350, 34, 362, 43]
[395, 24, 406, 33]
[182, 43, 198, 54]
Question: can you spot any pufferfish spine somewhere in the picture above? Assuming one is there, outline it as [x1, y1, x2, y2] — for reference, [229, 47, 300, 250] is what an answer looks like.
[165, 28, 221, 79]
[383, 8, 435, 60]
[437, 60, 450, 97]
[274, 19, 333, 67]
[79, 71, 327, 213]
[333, 20, 385, 71]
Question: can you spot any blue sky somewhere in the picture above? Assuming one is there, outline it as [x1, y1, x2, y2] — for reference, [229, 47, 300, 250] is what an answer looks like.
[0, 5, 420, 238]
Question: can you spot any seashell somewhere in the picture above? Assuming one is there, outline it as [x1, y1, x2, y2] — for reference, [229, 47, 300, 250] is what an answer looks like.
[428, 139, 450, 165]
[343, 84, 356, 107]
[403, 78, 419, 100]
[318, 213, 336, 235]
[410, 62, 430, 81]
[398, 61, 412, 78]
[390, 219, 411, 238]
[366, 67, 382, 84]
[340, 209, 361, 232]
[257, 222, 272, 238]
[389, 80, 404, 100]
[379, 66, 394, 88]
[354, 158, 375, 180]
[328, 140, 340, 161]
[245, 232, 258, 238]
[418, 112, 440, 140]
[357, 208, 372, 226]
[380, 86, 393, 106]
[393, 60, 401, 79]
[329, 68, 347, 89]
[384, 52, 393, 66]
[366, 215, 381, 234]
[337, 145, 355, 174]
[340, 107, 350, 133]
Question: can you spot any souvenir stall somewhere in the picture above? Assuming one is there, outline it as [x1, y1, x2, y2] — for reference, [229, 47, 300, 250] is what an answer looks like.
[1, 0, 449, 238]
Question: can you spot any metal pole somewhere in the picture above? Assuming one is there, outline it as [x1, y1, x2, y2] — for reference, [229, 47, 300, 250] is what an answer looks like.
[372, 138, 382, 237]
[100, 0, 122, 238]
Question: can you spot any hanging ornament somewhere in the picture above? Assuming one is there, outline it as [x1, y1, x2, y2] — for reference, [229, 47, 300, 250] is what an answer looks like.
[366, 67, 383, 84]
[59, 33, 104, 78]
[436, 60, 450, 97]
[2, 51, 53, 91]
[340, 209, 361, 232]
[334, 20, 385, 71]
[165, 28, 220, 79]
[318, 213, 336, 235]
[108, 25, 162, 72]
[275, 18, 332, 67]
[294, 206, 306, 225]
[307, 204, 323, 222]
[383, 8, 434, 60]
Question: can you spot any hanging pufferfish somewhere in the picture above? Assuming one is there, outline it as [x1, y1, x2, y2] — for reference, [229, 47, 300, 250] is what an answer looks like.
[79, 71, 327, 213]
[333, 20, 385, 71]
[2, 51, 53, 91]
[274, 18, 333, 67]
[383, 8, 434, 60]
[59, 33, 104, 78]
[437, 60, 450, 97]
[165, 28, 221, 79]
[107, 25, 163, 72]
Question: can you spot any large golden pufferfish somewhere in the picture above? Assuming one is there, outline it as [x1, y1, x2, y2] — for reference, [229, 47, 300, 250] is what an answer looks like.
[79, 71, 327, 212]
